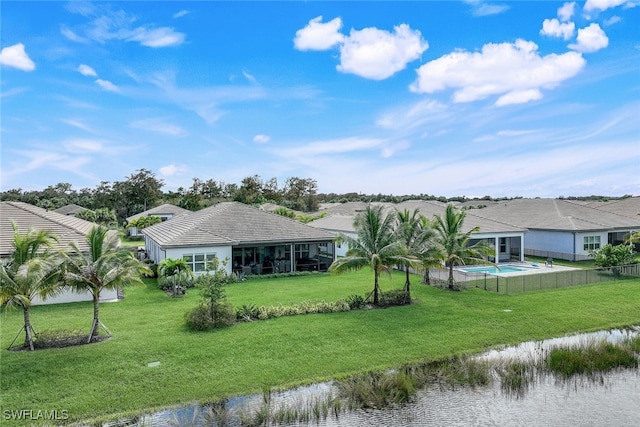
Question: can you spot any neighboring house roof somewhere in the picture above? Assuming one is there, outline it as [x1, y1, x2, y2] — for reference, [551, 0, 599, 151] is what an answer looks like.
[126, 203, 191, 222]
[453, 200, 500, 209]
[142, 202, 336, 249]
[318, 201, 391, 216]
[477, 199, 640, 231]
[393, 200, 525, 234]
[53, 203, 92, 216]
[309, 200, 525, 235]
[0, 201, 96, 257]
[308, 215, 357, 235]
[579, 197, 640, 220]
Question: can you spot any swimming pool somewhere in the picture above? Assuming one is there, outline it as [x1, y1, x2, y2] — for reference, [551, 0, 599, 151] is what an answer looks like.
[458, 265, 530, 274]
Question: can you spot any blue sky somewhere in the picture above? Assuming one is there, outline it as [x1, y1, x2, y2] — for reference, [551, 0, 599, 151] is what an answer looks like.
[1, 1, 639, 198]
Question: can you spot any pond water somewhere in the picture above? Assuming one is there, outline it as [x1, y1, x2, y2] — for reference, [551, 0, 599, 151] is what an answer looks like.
[112, 328, 640, 427]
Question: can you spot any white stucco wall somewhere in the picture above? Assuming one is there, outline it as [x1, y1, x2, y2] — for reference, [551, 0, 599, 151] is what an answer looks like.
[164, 246, 233, 275]
[334, 231, 357, 258]
[32, 288, 119, 306]
[574, 231, 608, 258]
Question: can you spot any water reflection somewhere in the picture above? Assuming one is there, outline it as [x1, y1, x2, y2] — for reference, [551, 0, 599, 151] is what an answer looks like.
[119, 328, 639, 427]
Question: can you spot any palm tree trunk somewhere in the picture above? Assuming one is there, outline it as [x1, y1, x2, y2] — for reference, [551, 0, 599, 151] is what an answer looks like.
[373, 272, 380, 305]
[89, 294, 100, 342]
[423, 268, 431, 285]
[404, 267, 411, 303]
[23, 307, 35, 351]
[448, 264, 455, 290]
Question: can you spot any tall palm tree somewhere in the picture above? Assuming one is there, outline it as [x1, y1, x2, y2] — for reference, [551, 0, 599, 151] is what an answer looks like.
[0, 224, 64, 350]
[414, 216, 442, 286]
[395, 209, 428, 299]
[64, 226, 150, 342]
[432, 204, 495, 290]
[329, 205, 414, 305]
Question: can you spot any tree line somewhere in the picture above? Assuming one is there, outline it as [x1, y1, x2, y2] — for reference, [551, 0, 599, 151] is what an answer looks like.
[0, 170, 511, 224]
[2, 168, 631, 227]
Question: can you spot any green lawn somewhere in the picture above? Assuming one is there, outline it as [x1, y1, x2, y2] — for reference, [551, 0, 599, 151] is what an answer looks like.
[1, 270, 639, 425]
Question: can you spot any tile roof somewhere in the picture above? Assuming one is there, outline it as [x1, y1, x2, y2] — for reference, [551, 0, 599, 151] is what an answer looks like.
[126, 203, 191, 222]
[478, 198, 640, 231]
[53, 203, 92, 216]
[0, 202, 96, 257]
[309, 200, 525, 235]
[142, 202, 336, 248]
[580, 197, 640, 220]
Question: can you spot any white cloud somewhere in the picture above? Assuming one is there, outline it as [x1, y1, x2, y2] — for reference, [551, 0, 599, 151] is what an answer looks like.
[130, 118, 187, 136]
[540, 18, 575, 40]
[293, 16, 344, 51]
[159, 164, 186, 176]
[274, 137, 386, 158]
[95, 79, 120, 92]
[64, 6, 185, 48]
[464, 1, 510, 16]
[77, 64, 97, 77]
[60, 119, 95, 133]
[173, 10, 189, 19]
[584, 0, 628, 12]
[558, 2, 576, 21]
[376, 99, 449, 131]
[0, 43, 35, 71]
[569, 23, 609, 53]
[294, 17, 427, 80]
[253, 134, 271, 144]
[337, 24, 428, 80]
[410, 39, 586, 106]
[604, 15, 622, 25]
[126, 27, 185, 48]
[63, 139, 104, 153]
[61, 26, 89, 43]
[243, 70, 258, 84]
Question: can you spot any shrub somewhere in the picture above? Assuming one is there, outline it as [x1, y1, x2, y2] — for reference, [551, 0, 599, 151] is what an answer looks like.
[185, 305, 215, 331]
[34, 329, 90, 349]
[212, 302, 237, 328]
[378, 289, 410, 307]
[236, 304, 259, 322]
[346, 294, 366, 310]
[158, 272, 196, 295]
[143, 260, 158, 278]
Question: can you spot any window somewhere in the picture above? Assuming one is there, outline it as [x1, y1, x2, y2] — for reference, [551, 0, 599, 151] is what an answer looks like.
[499, 237, 507, 253]
[583, 236, 601, 251]
[182, 252, 217, 272]
[295, 244, 310, 259]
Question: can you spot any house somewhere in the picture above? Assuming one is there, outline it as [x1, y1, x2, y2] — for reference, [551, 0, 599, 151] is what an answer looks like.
[307, 215, 358, 258]
[477, 198, 640, 261]
[53, 203, 92, 217]
[0, 201, 119, 305]
[309, 200, 527, 263]
[126, 203, 190, 237]
[142, 202, 337, 275]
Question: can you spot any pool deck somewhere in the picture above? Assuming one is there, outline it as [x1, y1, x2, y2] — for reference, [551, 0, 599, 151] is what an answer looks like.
[456, 262, 581, 277]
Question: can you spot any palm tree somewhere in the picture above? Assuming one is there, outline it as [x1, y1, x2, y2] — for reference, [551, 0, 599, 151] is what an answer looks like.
[432, 204, 495, 290]
[414, 216, 442, 286]
[395, 209, 428, 299]
[64, 226, 150, 342]
[0, 224, 64, 350]
[158, 257, 193, 296]
[329, 205, 414, 305]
